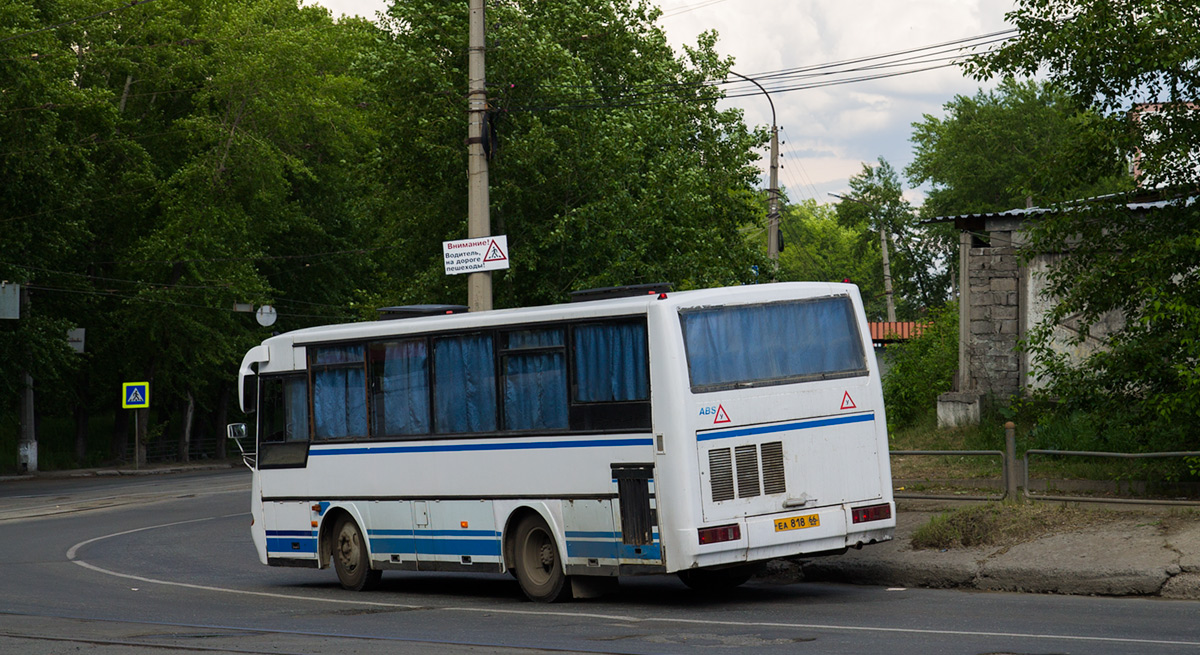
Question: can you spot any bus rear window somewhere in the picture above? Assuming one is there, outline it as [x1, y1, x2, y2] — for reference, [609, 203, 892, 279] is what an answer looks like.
[680, 296, 868, 392]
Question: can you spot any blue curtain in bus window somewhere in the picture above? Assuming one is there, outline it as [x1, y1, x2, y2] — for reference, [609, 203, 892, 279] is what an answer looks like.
[434, 335, 497, 433]
[504, 329, 567, 430]
[574, 323, 648, 402]
[375, 340, 430, 435]
[313, 344, 363, 365]
[284, 378, 309, 442]
[312, 345, 367, 439]
[682, 297, 865, 388]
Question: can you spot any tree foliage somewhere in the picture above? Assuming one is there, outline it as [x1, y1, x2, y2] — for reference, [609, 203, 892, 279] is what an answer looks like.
[882, 302, 959, 428]
[833, 158, 952, 319]
[907, 78, 1131, 217]
[372, 0, 765, 307]
[968, 0, 1200, 435]
[771, 197, 882, 292]
[0, 0, 768, 468]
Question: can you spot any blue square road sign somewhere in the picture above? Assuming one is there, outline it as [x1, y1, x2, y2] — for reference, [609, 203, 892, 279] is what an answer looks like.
[123, 382, 150, 409]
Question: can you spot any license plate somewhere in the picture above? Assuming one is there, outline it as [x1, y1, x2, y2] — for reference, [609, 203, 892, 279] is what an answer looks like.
[774, 513, 820, 532]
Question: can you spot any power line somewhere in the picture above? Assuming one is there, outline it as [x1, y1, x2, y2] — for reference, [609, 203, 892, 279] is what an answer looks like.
[660, 0, 736, 18]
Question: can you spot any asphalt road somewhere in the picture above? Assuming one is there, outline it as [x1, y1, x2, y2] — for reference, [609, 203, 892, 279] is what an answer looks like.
[2, 469, 1198, 654]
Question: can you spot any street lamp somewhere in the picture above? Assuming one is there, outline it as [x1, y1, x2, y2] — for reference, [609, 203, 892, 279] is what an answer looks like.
[728, 71, 781, 266]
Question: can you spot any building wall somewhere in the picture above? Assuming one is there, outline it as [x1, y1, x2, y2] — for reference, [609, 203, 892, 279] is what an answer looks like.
[964, 237, 1022, 397]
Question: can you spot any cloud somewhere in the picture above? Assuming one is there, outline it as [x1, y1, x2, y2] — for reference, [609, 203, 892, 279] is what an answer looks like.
[310, 0, 1017, 207]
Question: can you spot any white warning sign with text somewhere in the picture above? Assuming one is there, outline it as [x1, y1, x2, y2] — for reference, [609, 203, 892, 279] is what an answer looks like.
[443, 235, 510, 275]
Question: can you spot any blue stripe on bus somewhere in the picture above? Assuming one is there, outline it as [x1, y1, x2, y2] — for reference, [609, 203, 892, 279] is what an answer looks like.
[369, 529, 501, 538]
[697, 412, 875, 441]
[566, 539, 618, 559]
[620, 543, 662, 560]
[266, 530, 317, 537]
[368, 536, 501, 557]
[267, 537, 317, 554]
[564, 530, 659, 540]
[310, 437, 653, 457]
[566, 540, 662, 561]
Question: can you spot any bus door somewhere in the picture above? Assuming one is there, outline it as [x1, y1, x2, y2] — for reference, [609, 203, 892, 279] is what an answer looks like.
[256, 374, 316, 559]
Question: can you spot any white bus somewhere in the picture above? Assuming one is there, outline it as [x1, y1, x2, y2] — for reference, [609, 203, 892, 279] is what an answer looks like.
[229, 283, 895, 601]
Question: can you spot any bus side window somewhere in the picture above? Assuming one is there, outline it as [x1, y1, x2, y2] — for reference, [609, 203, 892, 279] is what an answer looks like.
[432, 333, 497, 434]
[502, 328, 567, 431]
[570, 321, 651, 431]
[369, 339, 431, 437]
[573, 322, 649, 402]
[311, 345, 368, 440]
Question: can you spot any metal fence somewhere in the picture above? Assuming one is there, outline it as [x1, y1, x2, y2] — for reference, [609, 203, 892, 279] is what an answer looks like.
[1024, 449, 1200, 506]
[891, 423, 1200, 506]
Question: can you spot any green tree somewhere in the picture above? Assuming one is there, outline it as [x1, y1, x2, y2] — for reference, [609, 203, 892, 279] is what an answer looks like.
[371, 0, 766, 307]
[834, 159, 950, 320]
[2, 0, 388, 466]
[774, 198, 881, 296]
[907, 78, 1131, 217]
[968, 1, 1200, 437]
[882, 302, 958, 428]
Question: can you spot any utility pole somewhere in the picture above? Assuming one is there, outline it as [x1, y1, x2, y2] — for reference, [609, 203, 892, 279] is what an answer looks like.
[878, 224, 896, 322]
[829, 193, 896, 322]
[768, 124, 780, 262]
[729, 71, 780, 268]
[466, 0, 492, 311]
[18, 285, 36, 473]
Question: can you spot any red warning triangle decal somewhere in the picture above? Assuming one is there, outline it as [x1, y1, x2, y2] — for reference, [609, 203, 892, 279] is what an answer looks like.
[840, 391, 856, 410]
[713, 404, 731, 424]
[483, 239, 507, 262]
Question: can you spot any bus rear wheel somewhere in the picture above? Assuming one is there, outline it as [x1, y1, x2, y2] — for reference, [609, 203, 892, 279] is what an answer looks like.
[677, 563, 758, 592]
[332, 515, 381, 591]
[513, 515, 571, 602]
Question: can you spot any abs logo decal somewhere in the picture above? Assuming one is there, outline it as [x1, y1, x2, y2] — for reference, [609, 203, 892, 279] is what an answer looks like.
[699, 404, 731, 424]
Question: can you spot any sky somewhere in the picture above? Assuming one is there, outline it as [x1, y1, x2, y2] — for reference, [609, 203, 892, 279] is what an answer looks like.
[309, 0, 1018, 208]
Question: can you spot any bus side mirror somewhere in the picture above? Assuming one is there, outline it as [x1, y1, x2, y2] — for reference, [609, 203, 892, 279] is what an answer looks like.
[227, 423, 248, 442]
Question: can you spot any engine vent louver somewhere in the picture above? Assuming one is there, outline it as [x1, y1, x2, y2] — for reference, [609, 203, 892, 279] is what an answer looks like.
[761, 441, 786, 495]
[707, 441, 787, 502]
[708, 448, 735, 501]
[735, 445, 761, 498]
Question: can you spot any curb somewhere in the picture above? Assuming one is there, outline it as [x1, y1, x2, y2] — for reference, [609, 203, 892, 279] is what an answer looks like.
[0, 462, 235, 483]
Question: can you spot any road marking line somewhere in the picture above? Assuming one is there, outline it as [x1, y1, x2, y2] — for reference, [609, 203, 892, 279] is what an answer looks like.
[68, 515, 1200, 649]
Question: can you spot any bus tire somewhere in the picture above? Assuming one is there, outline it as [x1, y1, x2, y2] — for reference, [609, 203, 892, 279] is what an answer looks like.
[332, 515, 381, 592]
[513, 515, 571, 603]
[677, 563, 758, 592]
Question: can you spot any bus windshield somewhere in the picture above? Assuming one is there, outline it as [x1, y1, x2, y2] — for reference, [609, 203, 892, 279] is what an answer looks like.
[679, 296, 868, 392]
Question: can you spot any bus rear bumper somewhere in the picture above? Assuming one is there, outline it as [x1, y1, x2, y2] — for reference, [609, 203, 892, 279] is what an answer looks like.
[685, 503, 896, 570]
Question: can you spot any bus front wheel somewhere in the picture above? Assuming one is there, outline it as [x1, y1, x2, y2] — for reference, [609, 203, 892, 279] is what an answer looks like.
[332, 515, 381, 591]
[513, 515, 571, 602]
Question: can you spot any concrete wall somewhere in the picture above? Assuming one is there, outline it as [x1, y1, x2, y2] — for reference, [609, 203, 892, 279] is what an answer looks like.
[964, 236, 1022, 398]
[1022, 252, 1125, 390]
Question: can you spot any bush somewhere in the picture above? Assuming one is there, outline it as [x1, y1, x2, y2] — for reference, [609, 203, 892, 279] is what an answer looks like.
[882, 302, 958, 428]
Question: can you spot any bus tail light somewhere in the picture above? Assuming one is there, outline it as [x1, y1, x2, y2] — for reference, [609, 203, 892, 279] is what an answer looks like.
[852, 503, 891, 524]
[697, 523, 741, 545]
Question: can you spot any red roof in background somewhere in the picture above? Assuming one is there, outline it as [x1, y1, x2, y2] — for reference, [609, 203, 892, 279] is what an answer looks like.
[869, 321, 926, 345]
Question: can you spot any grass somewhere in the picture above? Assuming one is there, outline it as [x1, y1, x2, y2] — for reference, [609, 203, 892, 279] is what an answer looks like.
[889, 416, 1005, 481]
[888, 412, 1200, 500]
[910, 503, 1122, 550]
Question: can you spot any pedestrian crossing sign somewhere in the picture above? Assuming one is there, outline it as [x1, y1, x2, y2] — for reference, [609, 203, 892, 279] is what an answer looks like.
[122, 381, 150, 409]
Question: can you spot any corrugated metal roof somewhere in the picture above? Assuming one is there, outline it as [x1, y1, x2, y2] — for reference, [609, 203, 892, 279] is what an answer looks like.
[925, 193, 1195, 224]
